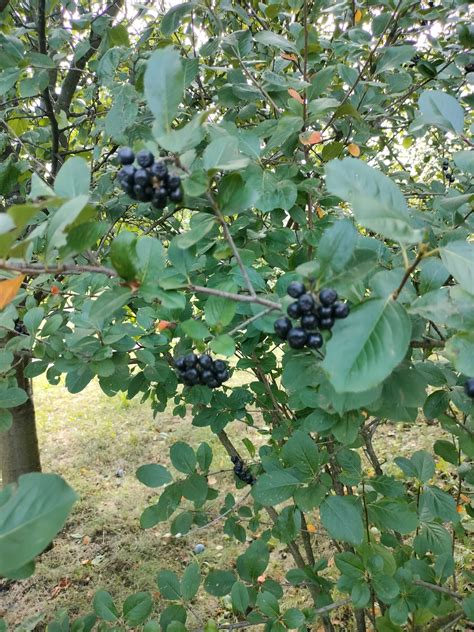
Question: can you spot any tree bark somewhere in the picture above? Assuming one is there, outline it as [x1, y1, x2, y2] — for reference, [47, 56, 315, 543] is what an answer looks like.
[0, 352, 41, 486]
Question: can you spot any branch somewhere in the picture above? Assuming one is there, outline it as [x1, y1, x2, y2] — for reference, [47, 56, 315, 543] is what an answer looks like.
[191, 285, 281, 310]
[392, 250, 425, 300]
[57, 0, 124, 113]
[410, 339, 445, 349]
[0, 260, 117, 277]
[414, 579, 464, 602]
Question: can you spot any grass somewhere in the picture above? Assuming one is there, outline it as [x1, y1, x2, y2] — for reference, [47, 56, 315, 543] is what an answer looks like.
[0, 376, 470, 630]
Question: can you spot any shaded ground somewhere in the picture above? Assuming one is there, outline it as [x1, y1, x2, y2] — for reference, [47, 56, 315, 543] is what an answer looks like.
[0, 377, 470, 630]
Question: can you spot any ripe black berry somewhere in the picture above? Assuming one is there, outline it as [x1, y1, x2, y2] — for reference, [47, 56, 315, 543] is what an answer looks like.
[307, 333, 323, 349]
[442, 159, 449, 171]
[216, 370, 229, 383]
[213, 359, 227, 373]
[174, 357, 186, 371]
[198, 354, 213, 369]
[136, 149, 154, 168]
[150, 162, 168, 179]
[274, 317, 292, 339]
[184, 353, 198, 368]
[298, 293, 315, 313]
[319, 317, 335, 330]
[447, 174, 455, 183]
[118, 165, 136, 184]
[287, 302, 301, 319]
[316, 305, 333, 319]
[168, 175, 181, 190]
[152, 188, 168, 209]
[287, 327, 307, 349]
[134, 168, 151, 187]
[333, 302, 349, 319]
[169, 188, 183, 203]
[117, 147, 135, 165]
[465, 378, 474, 398]
[301, 313, 318, 331]
[319, 288, 338, 306]
[287, 281, 306, 298]
[183, 368, 200, 385]
[207, 378, 219, 389]
[201, 370, 214, 384]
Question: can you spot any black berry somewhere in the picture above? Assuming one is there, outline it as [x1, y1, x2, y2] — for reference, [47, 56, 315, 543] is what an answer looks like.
[307, 333, 323, 349]
[136, 149, 154, 168]
[169, 188, 183, 203]
[198, 354, 213, 370]
[168, 175, 181, 190]
[118, 165, 136, 184]
[274, 317, 292, 339]
[316, 305, 333, 319]
[333, 302, 349, 319]
[134, 168, 151, 187]
[442, 159, 449, 171]
[465, 378, 474, 398]
[287, 281, 306, 298]
[150, 162, 168, 179]
[287, 327, 307, 349]
[152, 188, 168, 209]
[213, 360, 227, 373]
[319, 317, 335, 330]
[183, 368, 200, 385]
[216, 370, 229, 383]
[201, 370, 214, 384]
[298, 293, 315, 314]
[319, 288, 338, 306]
[287, 302, 301, 319]
[184, 353, 198, 368]
[174, 357, 186, 371]
[117, 147, 135, 165]
[301, 313, 318, 331]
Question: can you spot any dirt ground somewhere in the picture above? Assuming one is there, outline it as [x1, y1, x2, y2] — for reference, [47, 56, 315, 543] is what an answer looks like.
[0, 376, 471, 630]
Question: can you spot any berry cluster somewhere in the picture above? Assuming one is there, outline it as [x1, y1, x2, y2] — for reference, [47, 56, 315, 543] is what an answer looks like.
[465, 378, 474, 398]
[175, 353, 230, 388]
[274, 281, 349, 350]
[116, 147, 182, 208]
[14, 319, 28, 335]
[231, 455, 255, 485]
[442, 159, 455, 184]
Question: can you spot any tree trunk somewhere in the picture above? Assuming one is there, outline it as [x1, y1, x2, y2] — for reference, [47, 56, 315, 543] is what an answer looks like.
[0, 353, 41, 486]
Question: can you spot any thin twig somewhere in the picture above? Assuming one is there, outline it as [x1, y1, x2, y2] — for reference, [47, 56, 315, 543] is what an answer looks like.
[191, 285, 281, 310]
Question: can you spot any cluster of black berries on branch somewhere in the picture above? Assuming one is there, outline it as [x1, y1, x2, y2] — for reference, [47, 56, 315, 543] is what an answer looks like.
[274, 281, 349, 350]
[442, 159, 455, 184]
[231, 455, 255, 485]
[116, 147, 183, 208]
[175, 353, 230, 388]
[465, 378, 474, 398]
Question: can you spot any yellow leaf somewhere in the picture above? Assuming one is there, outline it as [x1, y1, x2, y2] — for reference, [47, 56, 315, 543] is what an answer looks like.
[354, 9, 362, 23]
[288, 88, 304, 104]
[0, 274, 25, 310]
[306, 523, 317, 533]
[348, 143, 361, 157]
[281, 52, 298, 62]
[299, 130, 323, 145]
[316, 206, 325, 219]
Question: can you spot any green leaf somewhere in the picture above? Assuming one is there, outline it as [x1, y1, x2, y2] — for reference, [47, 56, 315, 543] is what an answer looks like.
[54, 157, 90, 197]
[462, 596, 474, 623]
[231, 582, 249, 613]
[236, 540, 269, 582]
[181, 319, 210, 340]
[110, 231, 139, 281]
[368, 500, 418, 535]
[372, 575, 400, 603]
[453, 150, 474, 175]
[252, 470, 300, 506]
[325, 158, 421, 244]
[136, 464, 172, 488]
[281, 431, 320, 480]
[145, 47, 184, 133]
[170, 442, 196, 474]
[157, 570, 181, 600]
[418, 90, 464, 134]
[322, 298, 411, 393]
[175, 213, 215, 249]
[204, 570, 236, 597]
[203, 137, 250, 172]
[256, 590, 280, 618]
[123, 592, 153, 627]
[433, 440, 458, 465]
[419, 485, 458, 523]
[445, 332, 474, 375]
[156, 113, 206, 153]
[282, 608, 305, 629]
[395, 450, 435, 483]
[0, 387, 28, 408]
[318, 219, 358, 273]
[161, 3, 194, 36]
[254, 30, 297, 52]
[209, 334, 236, 357]
[0, 473, 77, 576]
[320, 496, 364, 545]
[181, 562, 201, 601]
[440, 241, 474, 295]
[249, 169, 297, 212]
[89, 287, 132, 326]
[182, 473, 208, 506]
[46, 195, 91, 254]
[376, 45, 416, 74]
[93, 590, 119, 621]
[23, 306, 44, 333]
